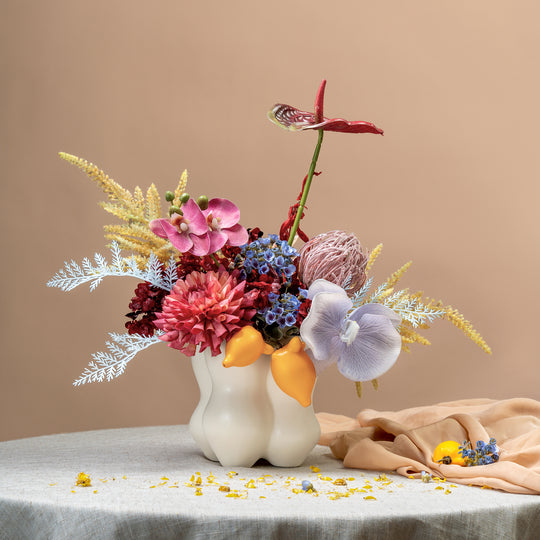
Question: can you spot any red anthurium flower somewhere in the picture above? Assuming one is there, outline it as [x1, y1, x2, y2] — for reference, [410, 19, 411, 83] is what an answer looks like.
[268, 80, 383, 135]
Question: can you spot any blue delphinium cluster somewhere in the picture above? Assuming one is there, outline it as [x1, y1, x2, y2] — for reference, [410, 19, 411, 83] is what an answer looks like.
[459, 438, 499, 466]
[264, 291, 308, 328]
[241, 234, 298, 279]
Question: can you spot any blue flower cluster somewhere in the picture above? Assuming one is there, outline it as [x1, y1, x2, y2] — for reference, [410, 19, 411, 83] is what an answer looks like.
[264, 291, 307, 328]
[459, 438, 499, 466]
[241, 234, 298, 279]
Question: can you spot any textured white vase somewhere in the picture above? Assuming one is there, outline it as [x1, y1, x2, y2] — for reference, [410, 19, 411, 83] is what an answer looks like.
[189, 344, 320, 468]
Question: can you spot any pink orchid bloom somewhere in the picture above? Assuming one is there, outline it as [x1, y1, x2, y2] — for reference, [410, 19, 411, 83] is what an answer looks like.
[268, 80, 384, 135]
[202, 198, 249, 253]
[149, 198, 210, 256]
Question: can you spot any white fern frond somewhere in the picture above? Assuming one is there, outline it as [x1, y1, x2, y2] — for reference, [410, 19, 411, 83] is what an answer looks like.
[380, 293, 445, 327]
[73, 331, 164, 386]
[47, 241, 174, 292]
[351, 276, 373, 307]
[163, 256, 179, 290]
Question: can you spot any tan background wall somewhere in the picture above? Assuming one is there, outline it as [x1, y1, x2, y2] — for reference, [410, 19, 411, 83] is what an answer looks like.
[2, 1, 539, 442]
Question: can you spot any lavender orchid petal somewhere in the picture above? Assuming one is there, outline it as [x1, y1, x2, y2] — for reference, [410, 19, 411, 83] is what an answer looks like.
[299, 291, 351, 364]
[348, 302, 402, 329]
[336, 313, 402, 381]
[306, 278, 349, 300]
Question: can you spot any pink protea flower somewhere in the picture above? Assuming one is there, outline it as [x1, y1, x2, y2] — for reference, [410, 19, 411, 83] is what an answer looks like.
[154, 267, 258, 357]
[298, 230, 368, 294]
[149, 198, 210, 256]
[202, 198, 249, 253]
[268, 80, 384, 135]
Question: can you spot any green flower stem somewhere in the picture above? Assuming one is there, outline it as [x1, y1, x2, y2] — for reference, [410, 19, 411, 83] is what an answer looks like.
[287, 129, 324, 246]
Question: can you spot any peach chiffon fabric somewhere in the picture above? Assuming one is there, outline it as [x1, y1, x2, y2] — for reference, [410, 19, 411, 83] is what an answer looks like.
[317, 398, 540, 495]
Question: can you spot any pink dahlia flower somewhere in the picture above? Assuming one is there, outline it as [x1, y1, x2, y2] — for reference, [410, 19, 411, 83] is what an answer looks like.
[154, 267, 258, 357]
[268, 80, 384, 135]
[202, 198, 249, 253]
[149, 198, 210, 256]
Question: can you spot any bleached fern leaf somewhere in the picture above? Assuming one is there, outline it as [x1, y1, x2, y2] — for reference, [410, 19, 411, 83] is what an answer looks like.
[73, 331, 163, 386]
[47, 241, 173, 292]
[381, 293, 445, 327]
[163, 256, 179, 290]
[351, 276, 373, 307]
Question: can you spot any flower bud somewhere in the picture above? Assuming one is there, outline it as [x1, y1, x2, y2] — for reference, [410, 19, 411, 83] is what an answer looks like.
[180, 193, 190, 204]
[169, 205, 183, 216]
[165, 191, 175, 202]
[197, 195, 209, 210]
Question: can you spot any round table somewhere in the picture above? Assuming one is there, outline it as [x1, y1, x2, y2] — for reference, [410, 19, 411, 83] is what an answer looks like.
[1, 426, 539, 539]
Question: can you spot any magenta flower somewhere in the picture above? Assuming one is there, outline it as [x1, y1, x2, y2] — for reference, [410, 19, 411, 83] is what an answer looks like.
[268, 80, 384, 135]
[149, 198, 210, 256]
[202, 198, 249, 253]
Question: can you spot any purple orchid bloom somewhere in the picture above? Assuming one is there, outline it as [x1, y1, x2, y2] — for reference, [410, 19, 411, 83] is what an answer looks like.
[202, 198, 249, 253]
[299, 279, 402, 381]
[268, 80, 384, 135]
[149, 198, 210, 256]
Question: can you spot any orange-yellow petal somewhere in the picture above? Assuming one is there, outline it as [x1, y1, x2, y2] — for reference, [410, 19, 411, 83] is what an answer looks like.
[223, 326, 274, 367]
[271, 337, 316, 407]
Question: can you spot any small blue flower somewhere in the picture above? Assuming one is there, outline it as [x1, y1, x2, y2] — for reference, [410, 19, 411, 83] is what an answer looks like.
[285, 313, 297, 326]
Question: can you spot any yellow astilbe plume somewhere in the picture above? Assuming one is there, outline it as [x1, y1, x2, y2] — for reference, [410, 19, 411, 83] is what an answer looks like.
[383, 261, 412, 290]
[355, 379, 379, 398]
[441, 304, 492, 354]
[173, 170, 189, 206]
[366, 243, 383, 273]
[400, 322, 432, 348]
[58, 152, 188, 264]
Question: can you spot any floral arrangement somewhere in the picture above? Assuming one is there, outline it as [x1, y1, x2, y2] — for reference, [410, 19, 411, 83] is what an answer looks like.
[48, 80, 490, 402]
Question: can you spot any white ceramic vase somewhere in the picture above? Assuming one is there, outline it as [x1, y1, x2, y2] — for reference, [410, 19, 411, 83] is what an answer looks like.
[189, 344, 320, 468]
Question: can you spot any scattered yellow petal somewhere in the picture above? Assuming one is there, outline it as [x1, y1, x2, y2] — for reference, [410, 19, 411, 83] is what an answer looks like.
[228, 471, 238, 478]
[310, 466, 320, 473]
[245, 479, 256, 489]
[364, 496, 377, 500]
[195, 488, 203, 496]
[161, 476, 169, 481]
[93, 490, 98, 494]
[481, 485, 493, 490]
[435, 486, 444, 491]
[333, 478, 347, 486]
[49, 483, 57, 486]
[445, 489, 452, 494]
[219, 485, 231, 493]
[76, 472, 92, 487]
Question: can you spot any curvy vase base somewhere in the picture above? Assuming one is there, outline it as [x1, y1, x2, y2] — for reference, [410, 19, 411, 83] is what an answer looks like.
[189, 346, 320, 469]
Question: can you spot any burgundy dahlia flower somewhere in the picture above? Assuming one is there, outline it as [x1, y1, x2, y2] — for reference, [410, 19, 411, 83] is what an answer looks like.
[154, 267, 258, 356]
